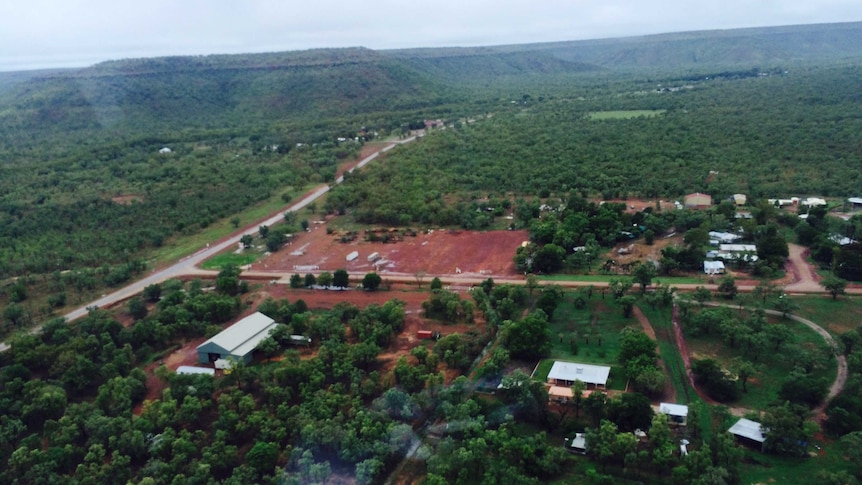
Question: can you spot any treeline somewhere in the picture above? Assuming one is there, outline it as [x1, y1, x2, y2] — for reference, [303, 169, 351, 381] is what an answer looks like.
[327, 64, 862, 228]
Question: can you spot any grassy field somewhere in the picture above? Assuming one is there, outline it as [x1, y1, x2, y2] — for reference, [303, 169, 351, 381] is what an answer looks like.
[549, 294, 641, 364]
[792, 294, 862, 335]
[588, 110, 666, 120]
[538, 274, 703, 284]
[739, 443, 853, 484]
[200, 251, 261, 270]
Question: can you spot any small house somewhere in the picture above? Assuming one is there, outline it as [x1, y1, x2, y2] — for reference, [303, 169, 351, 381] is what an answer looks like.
[658, 402, 689, 426]
[848, 197, 862, 210]
[732, 194, 747, 206]
[547, 361, 610, 389]
[703, 260, 725, 275]
[684, 192, 712, 209]
[728, 418, 767, 451]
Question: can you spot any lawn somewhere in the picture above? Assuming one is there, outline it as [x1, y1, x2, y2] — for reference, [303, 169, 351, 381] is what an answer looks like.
[588, 110, 666, 120]
[200, 251, 261, 270]
[538, 274, 703, 284]
[548, 294, 641, 365]
[738, 442, 854, 485]
[792, 294, 862, 335]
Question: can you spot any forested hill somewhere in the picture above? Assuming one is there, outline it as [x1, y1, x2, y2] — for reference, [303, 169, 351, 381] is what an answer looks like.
[0, 47, 454, 139]
[387, 21, 862, 71]
[2, 22, 861, 141]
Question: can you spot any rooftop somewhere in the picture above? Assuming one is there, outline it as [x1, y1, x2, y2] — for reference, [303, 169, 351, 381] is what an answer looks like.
[548, 361, 611, 386]
[728, 418, 766, 443]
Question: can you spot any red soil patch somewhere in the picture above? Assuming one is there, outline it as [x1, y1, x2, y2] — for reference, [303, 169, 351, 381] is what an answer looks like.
[256, 226, 529, 279]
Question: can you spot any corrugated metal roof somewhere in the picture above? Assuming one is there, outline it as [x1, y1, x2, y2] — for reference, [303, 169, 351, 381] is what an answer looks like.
[548, 361, 611, 386]
[659, 402, 689, 417]
[197, 312, 277, 357]
[728, 418, 766, 443]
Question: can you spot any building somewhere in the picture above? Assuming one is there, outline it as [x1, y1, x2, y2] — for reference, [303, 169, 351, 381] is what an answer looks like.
[658, 403, 689, 426]
[848, 197, 862, 210]
[728, 418, 767, 451]
[547, 361, 611, 388]
[709, 231, 742, 244]
[196, 312, 280, 365]
[176, 366, 215, 376]
[716, 244, 758, 262]
[703, 260, 725, 275]
[801, 197, 827, 207]
[565, 433, 588, 454]
[732, 194, 747, 206]
[158, 147, 172, 154]
[684, 192, 712, 209]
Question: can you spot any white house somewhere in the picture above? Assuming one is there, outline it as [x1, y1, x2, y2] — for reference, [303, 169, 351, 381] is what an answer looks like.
[703, 261, 725, 275]
[547, 361, 611, 388]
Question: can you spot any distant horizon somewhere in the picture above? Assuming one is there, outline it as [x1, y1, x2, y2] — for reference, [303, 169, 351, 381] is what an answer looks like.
[2, 19, 860, 74]
[2, 0, 861, 73]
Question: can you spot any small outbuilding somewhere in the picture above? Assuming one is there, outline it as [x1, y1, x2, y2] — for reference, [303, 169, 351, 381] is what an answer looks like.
[848, 197, 862, 210]
[547, 361, 610, 389]
[158, 147, 172, 154]
[658, 402, 689, 426]
[728, 418, 767, 451]
[565, 433, 588, 454]
[704, 260, 726, 275]
[176, 366, 215, 376]
[196, 312, 280, 365]
[684, 192, 712, 209]
[732, 194, 747, 206]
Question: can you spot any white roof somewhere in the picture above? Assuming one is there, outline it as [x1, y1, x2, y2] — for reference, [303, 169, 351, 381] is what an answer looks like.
[176, 366, 215, 375]
[197, 312, 279, 357]
[728, 418, 766, 443]
[848, 197, 862, 204]
[568, 433, 587, 451]
[709, 231, 741, 242]
[704, 261, 725, 273]
[659, 402, 689, 417]
[548, 361, 611, 386]
[719, 244, 757, 252]
[802, 197, 827, 206]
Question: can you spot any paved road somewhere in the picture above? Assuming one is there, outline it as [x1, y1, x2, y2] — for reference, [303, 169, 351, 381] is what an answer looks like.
[0, 137, 417, 352]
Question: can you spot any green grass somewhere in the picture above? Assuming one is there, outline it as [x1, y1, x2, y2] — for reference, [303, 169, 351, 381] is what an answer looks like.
[739, 442, 853, 485]
[200, 251, 261, 270]
[549, 294, 640, 365]
[538, 274, 703, 284]
[588, 110, 666, 120]
[792, 294, 862, 335]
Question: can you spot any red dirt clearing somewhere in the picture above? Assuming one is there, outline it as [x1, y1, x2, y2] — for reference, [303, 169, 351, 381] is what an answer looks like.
[256, 226, 529, 278]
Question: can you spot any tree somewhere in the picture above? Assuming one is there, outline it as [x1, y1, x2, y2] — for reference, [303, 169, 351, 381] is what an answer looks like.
[731, 358, 757, 392]
[362, 272, 382, 291]
[259, 225, 270, 238]
[503, 310, 552, 359]
[317, 272, 333, 287]
[839, 432, 862, 479]
[304, 273, 316, 287]
[414, 270, 427, 288]
[717, 276, 738, 300]
[619, 295, 637, 318]
[333, 269, 350, 288]
[230, 217, 241, 228]
[693, 286, 711, 306]
[289, 273, 303, 289]
[571, 380, 587, 418]
[773, 293, 798, 319]
[240, 234, 254, 248]
[216, 264, 242, 295]
[761, 401, 815, 456]
[821, 276, 848, 300]
[246, 441, 279, 475]
[429, 277, 443, 290]
[632, 262, 657, 293]
[609, 278, 633, 300]
[127, 297, 148, 320]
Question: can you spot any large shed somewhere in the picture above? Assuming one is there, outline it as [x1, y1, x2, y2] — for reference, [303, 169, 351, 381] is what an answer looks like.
[728, 418, 767, 451]
[547, 361, 611, 388]
[196, 312, 279, 365]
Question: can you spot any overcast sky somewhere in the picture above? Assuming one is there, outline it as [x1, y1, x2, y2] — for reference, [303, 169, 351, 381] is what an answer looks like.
[2, 0, 861, 71]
